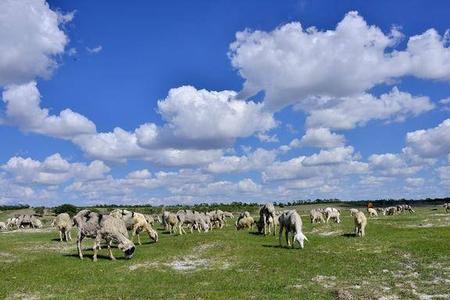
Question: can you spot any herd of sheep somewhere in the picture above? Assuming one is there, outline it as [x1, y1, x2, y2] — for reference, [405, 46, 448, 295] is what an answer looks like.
[0, 202, 448, 261]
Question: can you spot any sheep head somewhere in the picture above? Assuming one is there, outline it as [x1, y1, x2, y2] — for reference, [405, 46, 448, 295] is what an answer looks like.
[294, 232, 308, 249]
[118, 240, 135, 259]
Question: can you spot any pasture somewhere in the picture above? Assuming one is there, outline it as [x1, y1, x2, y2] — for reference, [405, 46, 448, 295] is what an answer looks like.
[0, 204, 449, 300]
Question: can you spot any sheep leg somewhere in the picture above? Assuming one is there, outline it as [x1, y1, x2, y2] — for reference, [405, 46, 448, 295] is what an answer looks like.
[137, 233, 141, 245]
[291, 235, 295, 248]
[68, 231, 72, 241]
[108, 241, 116, 260]
[286, 231, 290, 247]
[279, 227, 283, 247]
[77, 234, 84, 260]
[93, 242, 98, 262]
[59, 230, 63, 242]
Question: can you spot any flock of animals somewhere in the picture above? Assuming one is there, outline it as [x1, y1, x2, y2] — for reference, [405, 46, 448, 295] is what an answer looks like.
[0, 202, 448, 261]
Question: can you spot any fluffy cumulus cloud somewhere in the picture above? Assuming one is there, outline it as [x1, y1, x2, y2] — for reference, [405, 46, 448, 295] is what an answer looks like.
[205, 148, 277, 173]
[0, 0, 71, 86]
[137, 86, 276, 149]
[2, 82, 97, 139]
[230, 11, 450, 111]
[2, 153, 110, 185]
[405, 119, 450, 158]
[301, 88, 434, 129]
[299, 128, 346, 148]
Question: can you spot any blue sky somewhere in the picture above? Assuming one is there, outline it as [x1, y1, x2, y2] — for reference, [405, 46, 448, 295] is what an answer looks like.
[0, 0, 450, 205]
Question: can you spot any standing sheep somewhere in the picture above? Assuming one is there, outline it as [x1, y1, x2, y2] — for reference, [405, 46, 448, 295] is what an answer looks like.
[279, 210, 308, 248]
[310, 209, 325, 223]
[53, 213, 72, 242]
[444, 203, 450, 213]
[0, 222, 6, 230]
[110, 209, 158, 245]
[259, 203, 276, 235]
[354, 211, 367, 237]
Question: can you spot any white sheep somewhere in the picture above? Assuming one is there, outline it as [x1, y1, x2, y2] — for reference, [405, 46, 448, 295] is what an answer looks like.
[278, 210, 308, 248]
[444, 203, 450, 213]
[54, 213, 72, 242]
[324, 207, 341, 223]
[310, 209, 325, 223]
[110, 209, 158, 245]
[73, 210, 135, 261]
[235, 216, 255, 230]
[367, 207, 378, 217]
[354, 211, 367, 237]
[259, 203, 276, 235]
[349, 208, 359, 216]
[386, 206, 397, 215]
[0, 222, 6, 230]
[376, 208, 386, 216]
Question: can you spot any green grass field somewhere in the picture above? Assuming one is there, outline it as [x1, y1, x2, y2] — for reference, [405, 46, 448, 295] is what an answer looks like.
[1, 204, 449, 300]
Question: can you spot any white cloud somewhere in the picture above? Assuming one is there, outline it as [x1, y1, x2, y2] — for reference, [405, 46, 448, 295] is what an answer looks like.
[256, 133, 279, 143]
[302, 146, 355, 166]
[368, 152, 423, 176]
[0, 0, 70, 86]
[205, 148, 276, 173]
[2, 153, 110, 185]
[2, 82, 97, 139]
[127, 169, 151, 180]
[86, 45, 103, 54]
[302, 88, 434, 130]
[405, 177, 425, 187]
[299, 128, 345, 148]
[437, 166, 450, 183]
[230, 11, 450, 111]
[405, 119, 450, 158]
[138, 86, 276, 149]
[238, 178, 261, 193]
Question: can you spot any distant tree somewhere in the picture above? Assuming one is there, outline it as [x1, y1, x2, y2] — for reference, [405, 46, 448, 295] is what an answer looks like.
[53, 204, 78, 216]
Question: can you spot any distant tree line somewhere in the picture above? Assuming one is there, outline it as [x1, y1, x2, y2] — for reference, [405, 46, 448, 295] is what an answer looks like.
[14, 197, 450, 215]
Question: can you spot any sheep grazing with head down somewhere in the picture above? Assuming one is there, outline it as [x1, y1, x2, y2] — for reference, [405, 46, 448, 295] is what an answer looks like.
[349, 208, 359, 216]
[367, 207, 378, 217]
[279, 210, 308, 249]
[235, 214, 255, 230]
[444, 203, 450, 213]
[73, 210, 135, 261]
[310, 209, 325, 223]
[386, 206, 397, 215]
[376, 208, 386, 215]
[110, 209, 158, 245]
[354, 211, 367, 237]
[259, 203, 276, 235]
[324, 207, 341, 223]
[0, 222, 6, 231]
[53, 213, 72, 242]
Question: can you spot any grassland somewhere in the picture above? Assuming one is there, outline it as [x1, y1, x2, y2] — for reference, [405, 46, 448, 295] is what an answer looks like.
[0, 204, 449, 300]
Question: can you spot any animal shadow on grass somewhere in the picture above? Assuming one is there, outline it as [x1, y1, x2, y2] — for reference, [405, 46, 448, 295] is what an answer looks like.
[342, 232, 357, 238]
[63, 253, 129, 260]
[262, 244, 282, 249]
[248, 231, 262, 236]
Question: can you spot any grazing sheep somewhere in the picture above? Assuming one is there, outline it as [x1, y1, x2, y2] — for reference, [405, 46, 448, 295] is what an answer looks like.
[259, 203, 276, 235]
[367, 208, 378, 217]
[6, 217, 19, 229]
[208, 210, 226, 229]
[73, 210, 135, 261]
[386, 206, 397, 215]
[54, 213, 72, 242]
[444, 203, 450, 213]
[163, 212, 178, 234]
[176, 210, 209, 234]
[310, 209, 325, 223]
[324, 207, 341, 223]
[349, 208, 359, 216]
[354, 211, 367, 237]
[110, 209, 158, 245]
[0, 222, 6, 230]
[235, 216, 255, 230]
[376, 208, 386, 215]
[278, 210, 308, 248]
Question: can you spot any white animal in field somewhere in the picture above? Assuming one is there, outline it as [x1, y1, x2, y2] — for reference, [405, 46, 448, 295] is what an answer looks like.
[278, 210, 308, 249]
[73, 210, 135, 261]
[444, 203, 450, 213]
[0, 222, 6, 230]
[310, 209, 325, 223]
[354, 211, 367, 237]
[110, 209, 158, 245]
[324, 207, 341, 223]
[349, 208, 359, 216]
[235, 215, 255, 230]
[386, 206, 397, 215]
[259, 203, 276, 235]
[367, 208, 378, 217]
[53, 213, 72, 242]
